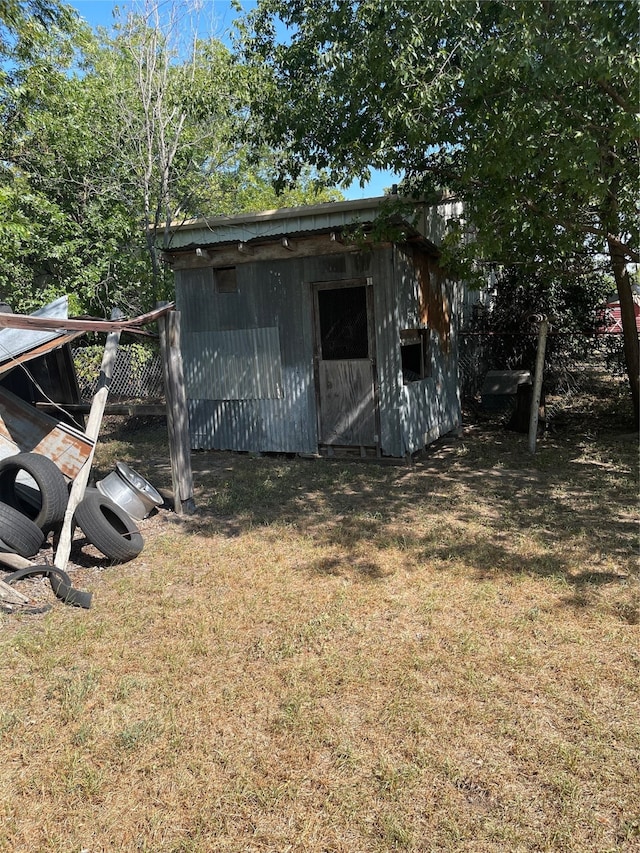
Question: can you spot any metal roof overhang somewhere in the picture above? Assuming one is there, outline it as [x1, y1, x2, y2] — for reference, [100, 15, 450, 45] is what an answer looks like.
[163, 196, 446, 260]
[165, 197, 391, 248]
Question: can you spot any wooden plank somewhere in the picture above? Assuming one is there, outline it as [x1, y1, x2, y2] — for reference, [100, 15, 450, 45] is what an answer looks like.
[167, 236, 381, 270]
[35, 403, 166, 417]
[0, 386, 94, 480]
[54, 323, 122, 571]
[0, 302, 174, 334]
[158, 308, 195, 515]
[528, 318, 549, 455]
[0, 577, 29, 604]
[318, 359, 376, 445]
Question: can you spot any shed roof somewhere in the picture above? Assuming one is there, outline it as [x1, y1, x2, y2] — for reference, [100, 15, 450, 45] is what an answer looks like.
[164, 194, 463, 254]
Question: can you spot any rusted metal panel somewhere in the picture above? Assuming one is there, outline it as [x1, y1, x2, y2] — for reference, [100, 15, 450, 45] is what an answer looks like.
[0, 387, 94, 480]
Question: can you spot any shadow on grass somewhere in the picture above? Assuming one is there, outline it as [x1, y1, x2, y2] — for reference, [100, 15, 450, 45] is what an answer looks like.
[97, 375, 638, 612]
[170, 428, 637, 603]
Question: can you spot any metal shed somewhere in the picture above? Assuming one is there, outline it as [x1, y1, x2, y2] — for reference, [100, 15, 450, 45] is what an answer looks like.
[163, 195, 465, 458]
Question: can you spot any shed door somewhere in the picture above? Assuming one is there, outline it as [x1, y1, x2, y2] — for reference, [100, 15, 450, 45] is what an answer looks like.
[313, 279, 377, 446]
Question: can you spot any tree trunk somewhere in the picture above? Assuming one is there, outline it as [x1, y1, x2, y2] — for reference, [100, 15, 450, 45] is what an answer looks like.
[608, 236, 639, 427]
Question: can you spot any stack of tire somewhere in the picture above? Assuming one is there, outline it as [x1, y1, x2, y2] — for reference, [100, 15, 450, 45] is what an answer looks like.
[0, 452, 143, 563]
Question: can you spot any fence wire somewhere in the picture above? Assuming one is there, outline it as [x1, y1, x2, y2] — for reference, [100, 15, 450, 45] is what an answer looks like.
[458, 329, 630, 427]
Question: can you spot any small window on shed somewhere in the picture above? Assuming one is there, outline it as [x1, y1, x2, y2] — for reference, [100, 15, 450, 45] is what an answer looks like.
[215, 267, 237, 293]
[400, 329, 430, 383]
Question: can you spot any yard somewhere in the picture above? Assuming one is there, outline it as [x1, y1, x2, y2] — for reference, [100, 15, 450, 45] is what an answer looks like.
[0, 370, 638, 852]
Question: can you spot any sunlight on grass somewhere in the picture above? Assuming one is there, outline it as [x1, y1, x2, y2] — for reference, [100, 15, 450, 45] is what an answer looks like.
[0, 385, 638, 852]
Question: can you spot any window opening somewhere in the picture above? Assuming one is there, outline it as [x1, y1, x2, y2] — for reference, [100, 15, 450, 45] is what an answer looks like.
[318, 286, 369, 360]
[215, 267, 237, 293]
[400, 329, 429, 382]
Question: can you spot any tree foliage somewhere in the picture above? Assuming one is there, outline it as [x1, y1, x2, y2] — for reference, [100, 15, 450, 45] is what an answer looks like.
[471, 263, 611, 378]
[240, 0, 640, 420]
[0, 0, 341, 319]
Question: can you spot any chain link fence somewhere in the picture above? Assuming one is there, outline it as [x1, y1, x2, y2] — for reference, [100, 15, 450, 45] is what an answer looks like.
[72, 345, 170, 480]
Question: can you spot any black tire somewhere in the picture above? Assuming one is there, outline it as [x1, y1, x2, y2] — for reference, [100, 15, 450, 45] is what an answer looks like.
[0, 501, 45, 557]
[0, 452, 68, 532]
[3, 565, 92, 609]
[74, 488, 143, 563]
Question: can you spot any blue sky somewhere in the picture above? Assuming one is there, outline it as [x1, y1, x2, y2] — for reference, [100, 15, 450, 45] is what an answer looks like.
[68, 0, 400, 200]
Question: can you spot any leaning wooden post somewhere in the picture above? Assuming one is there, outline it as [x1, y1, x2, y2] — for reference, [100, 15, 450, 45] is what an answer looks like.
[157, 304, 195, 515]
[528, 316, 549, 454]
[54, 313, 123, 570]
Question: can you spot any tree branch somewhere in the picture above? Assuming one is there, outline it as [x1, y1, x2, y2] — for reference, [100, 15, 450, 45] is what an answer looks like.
[607, 234, 640, 264]
[524, 199, 639, 263]
[597, 78, 634, 114]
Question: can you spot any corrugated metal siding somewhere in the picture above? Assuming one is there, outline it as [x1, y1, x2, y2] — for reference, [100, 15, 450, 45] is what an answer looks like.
[176, 260, 318, 453]
[183, 327, 283, 400]
[167, 196, 436, 250]
[390, 246, 461, 455]
[187, 367, 314, 452]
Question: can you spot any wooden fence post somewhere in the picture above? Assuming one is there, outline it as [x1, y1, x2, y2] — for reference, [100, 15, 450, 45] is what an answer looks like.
[528, 317, 549, 454]
[157, 305, 195, 515]
[54, 315, 122, 570]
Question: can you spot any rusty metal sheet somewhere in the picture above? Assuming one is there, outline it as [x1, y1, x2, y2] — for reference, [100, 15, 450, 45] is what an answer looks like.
[0, 387, 93, 481]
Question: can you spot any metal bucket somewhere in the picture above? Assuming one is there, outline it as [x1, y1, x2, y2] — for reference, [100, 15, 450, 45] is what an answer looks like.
[96, 462, 163, 521]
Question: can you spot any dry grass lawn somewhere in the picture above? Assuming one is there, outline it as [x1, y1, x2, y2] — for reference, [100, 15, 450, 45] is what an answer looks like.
[0, 372, 638, 852]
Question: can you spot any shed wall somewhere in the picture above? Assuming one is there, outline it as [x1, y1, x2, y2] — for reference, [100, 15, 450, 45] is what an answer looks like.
[390, 246, 461, 455]
[175, 245, 460, 456]
[176, 262, 317, 453]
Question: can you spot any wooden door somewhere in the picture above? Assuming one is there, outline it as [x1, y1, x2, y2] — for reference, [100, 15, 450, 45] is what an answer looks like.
[313, 279, 377, 446]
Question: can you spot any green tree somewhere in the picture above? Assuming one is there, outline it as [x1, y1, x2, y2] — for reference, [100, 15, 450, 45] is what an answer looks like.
[0, 0, 342, 317]
[0, 0, 83, 311]
[81, 0, 341, 307]
[240, 0, 640, 422]
[0, 25, 155, 314]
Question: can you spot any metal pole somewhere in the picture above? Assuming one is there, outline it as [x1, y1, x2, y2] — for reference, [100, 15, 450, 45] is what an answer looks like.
[528, 318, 549, 454]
